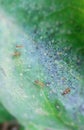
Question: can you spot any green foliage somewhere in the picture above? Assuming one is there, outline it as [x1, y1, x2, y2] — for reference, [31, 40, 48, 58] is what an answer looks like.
[0, 0, 84, 130]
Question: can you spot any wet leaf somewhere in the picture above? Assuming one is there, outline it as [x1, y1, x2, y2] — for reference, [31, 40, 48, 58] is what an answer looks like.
[0, 0, 84, 130]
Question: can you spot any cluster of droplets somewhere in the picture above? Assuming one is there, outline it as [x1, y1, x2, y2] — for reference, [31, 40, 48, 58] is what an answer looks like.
[0, 1, 84, 129]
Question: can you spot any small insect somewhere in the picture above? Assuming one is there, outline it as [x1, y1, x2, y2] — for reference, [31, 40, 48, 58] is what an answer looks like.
[13, 51, 21, 57]
[34, 80, 45, 87]
[62, 88, 71, 95]
[16, 45, 23, 48]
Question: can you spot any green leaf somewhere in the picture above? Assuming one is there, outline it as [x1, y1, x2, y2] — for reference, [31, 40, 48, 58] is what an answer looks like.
[0, 0, 84, 130]
[0, 103, 15, 122]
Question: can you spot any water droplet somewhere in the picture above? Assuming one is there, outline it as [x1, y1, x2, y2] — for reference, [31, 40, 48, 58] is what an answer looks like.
[56, 105, 60, 110]
[20, 73, 23, 76]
